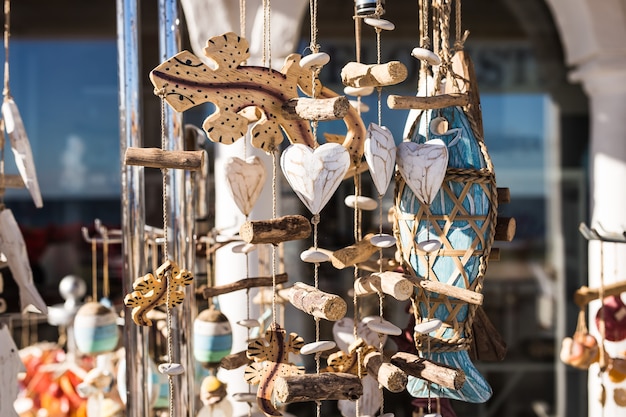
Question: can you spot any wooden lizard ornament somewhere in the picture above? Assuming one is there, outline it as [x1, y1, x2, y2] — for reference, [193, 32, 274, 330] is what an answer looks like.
[149, 32, 366, 165]
[244, 323, 305, 416]
[124, 260, 193, 326]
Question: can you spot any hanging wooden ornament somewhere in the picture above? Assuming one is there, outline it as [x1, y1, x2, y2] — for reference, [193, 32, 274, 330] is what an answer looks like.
[280, 142, 351, 215]
[193, 305, 233, 369]
[73, 301, 119, 355]
[364, 123, 396, 197]
[394, 50, 498, 404]
[224, 155, 266, 216]
[396, 139, 448, 206]
[0, 208, 48, 314]
[0, 323, 25, 417]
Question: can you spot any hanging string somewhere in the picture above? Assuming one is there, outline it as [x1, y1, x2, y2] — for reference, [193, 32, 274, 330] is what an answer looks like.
[239, 0, 246, 40]
[271, 151, 278, 325]
[598, 242, 607, 373]
[0, 120, 5, 205]
[262, 0, 272, 69]
[418, 0, 431, 86]
[91, 239, 98, 301]
[103, 233, 110, 300]
[453, 0, 468, 52]
[3, 0, 10, 98]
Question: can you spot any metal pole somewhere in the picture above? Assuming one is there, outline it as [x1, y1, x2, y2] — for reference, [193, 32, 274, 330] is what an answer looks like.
[158, 0, 196, 415]
[116, 0, 150, 415]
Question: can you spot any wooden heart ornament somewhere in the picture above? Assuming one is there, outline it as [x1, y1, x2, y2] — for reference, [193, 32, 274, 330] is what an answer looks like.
[224, 156, 266, 216]
[396, 139, 448, 205]
[364, 123, 396, 196]
[280, 143, 350, 215]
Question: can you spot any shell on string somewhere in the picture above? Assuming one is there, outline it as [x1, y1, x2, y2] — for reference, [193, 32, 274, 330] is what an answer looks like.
[396, 139, 449, 205]
[237, 318, 260, 329]
[280, 143, 351, 215]
[300, 52, 330, 70]
[349, 99, 370, 113]
[370, 233, 396, 248]
[344, 195, 378, 211]
[364, 123, 397, 196]
[414, 318, 443, 334]
[193, 306, 233, 368]
[333, 317, 386, 353]
[73, 301, 120, 355]
[231, 242, 257, 254]
[364, 17, 395, 31]
[411, 47, 441, 66]
[417, 238, 443, 253]
[158, 362, 185, 376]
[232, 392, 257, 403]
[344, 86, 374, 97]
[224, 156, 266, 216]
[300, 249, 330, 264]
[300, 340, 336, 355]
[365, 316, 402, 336]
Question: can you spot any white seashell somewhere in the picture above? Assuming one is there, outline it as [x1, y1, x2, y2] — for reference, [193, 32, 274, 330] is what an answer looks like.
[300, 249, 330, 263]
[300, 52, 331, 69]
[370, 234, 396, 248]
[364, 123, 396, 196]
[344, 86, 375, 97]
[364, 17, 395, 31]
[396, 139, 449, 205]
[414, 319, 443, 334]
[344, 195, 378, 211]
[333, 317, 386, 352]
[349, 100, 370, 112]
[411, 47, 441, 66]
[231, 242, 257, 254]
[429, 116, 449, 135]
[300, 340, 336, 355]
[417, 239, 442, 253]
[225, 156, 266, 216]
[424, 414, 442, 417]
[232, 392, 257, 403]
[158, 362, 184, 376]
[280, 143, 351, 215]
[366, 317, 402, 335]
[237, 319, 260, 328]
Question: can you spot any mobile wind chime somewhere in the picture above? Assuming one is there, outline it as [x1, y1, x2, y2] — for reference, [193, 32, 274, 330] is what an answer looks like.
[123, 0, 516, 415]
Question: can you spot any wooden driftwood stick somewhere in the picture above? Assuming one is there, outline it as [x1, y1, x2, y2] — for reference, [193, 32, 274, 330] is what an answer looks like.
[124, 147, 204, 171]
[240, 215, 311, 244]
[470, 306, 507, 362]
[391, 351, 465, 390]
[341, 61, 408, 88]
[0, 174, 24, 189]
[387, 93, 470, 110]
[219, 350, 251, 370]
[354, 272, 414, 301]
[495, 216, 516, 242]
[331, 233, 378, 270]
[282, 96, 349, 121]
[574, 279, 626, 307]
[356, 257, 399, 273]
[274, 373, 362, 403]
[497, 187, 511, 204]
[489, 248, 500, 261]
[364, 351, 408, 393]
[288, 282, 347, 321]
[202, 273, 288, 298]
[405, 275, 484, 305]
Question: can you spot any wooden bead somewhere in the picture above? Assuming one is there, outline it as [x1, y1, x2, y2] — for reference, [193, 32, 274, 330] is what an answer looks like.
[370, 234, 396, 248]
[344, 86, 374, 97]
[411, 47, 441, 66]
[344, 195, 378, 211]
[300, 341, 336, 355]
[300, 52, 330, 69]
[364, 17, 395, 31]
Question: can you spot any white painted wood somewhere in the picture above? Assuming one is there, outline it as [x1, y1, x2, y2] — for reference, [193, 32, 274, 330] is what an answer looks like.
[2, 97, 43, 208]
[0, 209, 48, 314]
[344, 86, 375, 97]
[370, 234, 396, 248]
[411, 47, 441, 66]
[300, 52, 330, 69]
[396, 139, 449, 205]
[414, 318, 443, 334]
[300, 340, 336, 355]
[158, 362, 185, 376]
[300, 249, 330, 263]
[344, 194, 378, 211]
[364, 17, 395, 31]
[224, 155, 266, 216]
[280, 143, 351, 215]
[364, 123, 397, 196]
[0, 324, 25, 417]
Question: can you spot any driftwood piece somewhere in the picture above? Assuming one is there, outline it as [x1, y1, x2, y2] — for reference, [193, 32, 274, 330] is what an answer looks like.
[282, 96, 349, 121]
[364, 351, 408, 393]
[574, 279, 626, 308]
[354, 272, 414, 301]
[288, 282, 347, 321]
[497, 187, 511, 204]
[469, 306, 507, 362]
[387, 93, 470, 110]
[219, 350, 251, 370]
[489, 248, 500, 261]
[331, 233, 378, 270]
[0, 174, 24, 189]
[124, 147, 204, 171]
[341, 61, 408, 88]
[405, 275, 483, 305]
[202, 273, 288, 298]
[274, 373, 362, 403]
[494, 217, 516, 242]
[356, 257, 399, 273]
[240, 215, 311, 244]
[391, 352, 465, 390]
